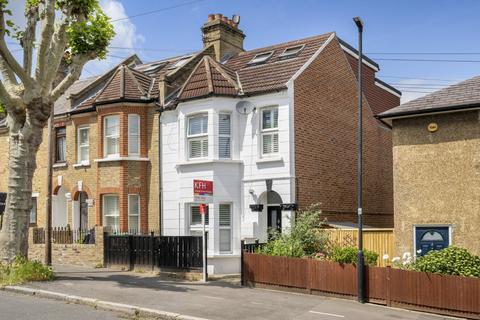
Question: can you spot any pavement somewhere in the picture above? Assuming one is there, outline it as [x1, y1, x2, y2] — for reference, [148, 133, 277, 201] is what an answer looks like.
[4, 265, 459, 320]
[0, 290, 132, 320]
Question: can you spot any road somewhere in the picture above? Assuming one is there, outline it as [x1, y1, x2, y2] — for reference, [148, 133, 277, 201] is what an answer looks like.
[14, 265, 454, 320]
[0, 291, 133, 320]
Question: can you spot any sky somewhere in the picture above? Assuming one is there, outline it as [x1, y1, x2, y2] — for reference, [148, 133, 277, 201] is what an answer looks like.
[6, 0, 480, 103]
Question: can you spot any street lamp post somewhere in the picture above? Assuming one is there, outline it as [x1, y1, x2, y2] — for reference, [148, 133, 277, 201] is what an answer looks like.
[353, 16, 365, 304]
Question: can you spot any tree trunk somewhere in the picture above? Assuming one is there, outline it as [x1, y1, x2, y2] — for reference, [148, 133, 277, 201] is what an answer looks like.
[0, 101, 48, 263]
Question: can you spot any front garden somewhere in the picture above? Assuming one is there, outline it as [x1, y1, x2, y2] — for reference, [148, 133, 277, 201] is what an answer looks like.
[0, 257, 54, 287]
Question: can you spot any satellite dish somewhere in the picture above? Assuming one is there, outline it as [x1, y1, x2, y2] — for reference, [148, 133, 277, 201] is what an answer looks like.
[236, 100, 255, 115]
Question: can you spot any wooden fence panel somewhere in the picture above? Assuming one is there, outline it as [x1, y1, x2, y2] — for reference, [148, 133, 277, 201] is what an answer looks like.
[310, 260, 357, 296]
[242, 253, 480, 319]
[325, 229, 395, 267]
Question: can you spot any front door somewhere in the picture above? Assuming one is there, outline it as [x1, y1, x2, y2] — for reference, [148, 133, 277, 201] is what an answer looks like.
[415, 226, 449, 256]
[79, 192, 88, 230]
[267, 206, 282, 234]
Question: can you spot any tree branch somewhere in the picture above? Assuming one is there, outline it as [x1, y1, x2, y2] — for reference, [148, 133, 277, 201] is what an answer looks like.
[35, 0, 56, 85]
[49, 54, 90, 102]
[0, 56, 18, 87]
[0, 10, 32, 87]
[22, 7, 38, 78]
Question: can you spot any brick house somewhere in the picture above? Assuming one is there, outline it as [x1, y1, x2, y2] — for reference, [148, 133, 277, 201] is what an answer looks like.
[378, 76, 480, 257]
[0, 14, 400, 273]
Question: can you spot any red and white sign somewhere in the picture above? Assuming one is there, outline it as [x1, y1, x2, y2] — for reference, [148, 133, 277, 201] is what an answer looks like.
[193, 180, 213, 203]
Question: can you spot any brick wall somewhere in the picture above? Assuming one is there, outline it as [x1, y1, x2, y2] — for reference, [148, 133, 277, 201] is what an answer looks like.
[28, 226, 106, 267]
[293, 37, 398, 227]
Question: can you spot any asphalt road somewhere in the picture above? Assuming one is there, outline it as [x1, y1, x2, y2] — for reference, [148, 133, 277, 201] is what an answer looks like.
[18, 265, 455, 320]
[0, 291, 132, 320]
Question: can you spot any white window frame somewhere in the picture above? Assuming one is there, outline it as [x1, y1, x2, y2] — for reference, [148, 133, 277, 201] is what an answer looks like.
[279, 44, 305, 58]
[218, 112, 231, 159]
[102, 194, 120, 232]
[128, 114, 140, 157]
[219, 203, 232, 254]
[187, 114, 208, 160]
[248, 51, 274, 65]
[103, 115, 120, 158]
[188, 203, 209, 232]
[128, 194, 140, 233]
[260, 106, 279, 156]
[77, 126, 90, 164]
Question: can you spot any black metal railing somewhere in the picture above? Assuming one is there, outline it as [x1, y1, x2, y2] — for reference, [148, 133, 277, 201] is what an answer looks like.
[32, 227, 95, 244]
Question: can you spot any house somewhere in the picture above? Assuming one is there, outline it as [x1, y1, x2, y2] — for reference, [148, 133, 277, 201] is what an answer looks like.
[0, 13, 400, 273]
[378, 76, 480, 257]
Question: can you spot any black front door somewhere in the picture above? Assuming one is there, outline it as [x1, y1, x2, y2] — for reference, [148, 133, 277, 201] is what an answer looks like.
[267, 206, 282, 233]
[415, 226, 449, 256]
[79, 192, 88, 230]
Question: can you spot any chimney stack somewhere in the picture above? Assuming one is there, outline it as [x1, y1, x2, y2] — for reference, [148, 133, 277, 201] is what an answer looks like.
[201, 13, 245, 62]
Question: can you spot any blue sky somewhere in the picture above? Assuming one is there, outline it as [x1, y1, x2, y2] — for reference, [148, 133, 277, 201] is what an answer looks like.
[7, 0, 480, 102]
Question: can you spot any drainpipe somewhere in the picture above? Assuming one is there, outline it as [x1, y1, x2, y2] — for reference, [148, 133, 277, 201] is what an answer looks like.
[157, 104, 163, 235]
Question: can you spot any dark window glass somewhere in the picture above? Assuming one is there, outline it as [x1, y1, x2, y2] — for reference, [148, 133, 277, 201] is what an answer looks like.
[55, 127, 66, 162]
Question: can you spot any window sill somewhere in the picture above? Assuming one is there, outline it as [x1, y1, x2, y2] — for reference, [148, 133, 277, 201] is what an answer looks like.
[94, 157, 150, 163]
[176, 159, 243, 167]
[52, 162, 67, 168]
[256, 156, 283, 164]
[210, 254, 241, 258]
[73, 161, 91, 168]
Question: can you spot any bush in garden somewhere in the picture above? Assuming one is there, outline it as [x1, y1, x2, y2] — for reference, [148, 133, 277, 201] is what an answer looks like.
[256, 204, 329, 258]
[329, 246, 378, 266]
[408, 247, 480, 277]
[0, 257, 54, 286]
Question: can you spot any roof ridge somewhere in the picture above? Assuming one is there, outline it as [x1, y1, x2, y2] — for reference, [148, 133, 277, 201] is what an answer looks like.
[124, 66, 148, 97]
[239, 32, 334, 56]
[204, 56, 214, 94]
[206, 56, 239, 91]
[92, 66, 123, 104]
[175, 55, 207, 100]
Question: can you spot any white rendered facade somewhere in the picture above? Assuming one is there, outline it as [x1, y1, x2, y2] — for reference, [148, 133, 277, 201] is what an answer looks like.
[160, 90, 296, 274]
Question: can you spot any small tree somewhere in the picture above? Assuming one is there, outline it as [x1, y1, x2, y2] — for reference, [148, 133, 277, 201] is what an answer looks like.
[0, 0, 114, 262]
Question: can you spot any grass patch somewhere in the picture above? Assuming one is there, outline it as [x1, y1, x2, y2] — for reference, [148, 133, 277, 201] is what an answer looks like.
[0, 257, 54, 286]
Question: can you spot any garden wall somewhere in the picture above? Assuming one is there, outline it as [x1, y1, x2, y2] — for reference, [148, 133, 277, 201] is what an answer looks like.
[243, 253, 480, 319]
[28, 226, 106, 267]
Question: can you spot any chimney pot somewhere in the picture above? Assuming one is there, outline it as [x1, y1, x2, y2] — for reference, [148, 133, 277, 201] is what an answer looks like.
[208, 14, 215, 22]
[222, 16, 228, 23]
[215, 13, 222, 20]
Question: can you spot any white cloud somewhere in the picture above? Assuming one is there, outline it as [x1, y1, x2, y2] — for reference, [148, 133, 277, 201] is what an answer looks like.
[84, 0, 146, 76]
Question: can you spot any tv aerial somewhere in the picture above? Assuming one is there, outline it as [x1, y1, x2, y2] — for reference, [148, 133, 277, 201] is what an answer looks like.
[235, 100, 256, 115]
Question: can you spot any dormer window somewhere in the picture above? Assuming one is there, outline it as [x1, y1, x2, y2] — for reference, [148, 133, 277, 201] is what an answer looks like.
[248, 51, 274, 65]
[279, 45, 304, 59]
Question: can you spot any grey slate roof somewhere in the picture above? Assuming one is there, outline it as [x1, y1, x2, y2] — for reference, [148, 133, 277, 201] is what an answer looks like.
[378, 75, 480, 118]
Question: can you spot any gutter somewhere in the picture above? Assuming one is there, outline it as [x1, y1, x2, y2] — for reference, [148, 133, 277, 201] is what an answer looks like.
[377, 102, 480, 120]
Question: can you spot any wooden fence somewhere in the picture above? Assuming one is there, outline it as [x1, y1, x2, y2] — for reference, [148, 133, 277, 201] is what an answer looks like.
[103, 234, 204, 271]
[242, 253, 480, 319]
[325, 229, 395, 267]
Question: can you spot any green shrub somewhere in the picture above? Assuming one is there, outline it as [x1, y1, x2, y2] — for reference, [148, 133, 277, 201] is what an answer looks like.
[0, 257, 54, 286]
[256, 204, 329, 258]
[408, 247, 480, 277]
[329, 246, 378, 266]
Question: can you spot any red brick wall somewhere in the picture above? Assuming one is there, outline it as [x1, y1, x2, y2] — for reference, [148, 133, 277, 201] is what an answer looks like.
[293, 37, 397, 227]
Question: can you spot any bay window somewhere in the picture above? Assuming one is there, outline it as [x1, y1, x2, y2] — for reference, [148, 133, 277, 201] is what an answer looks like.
[219, 204, 232, 253]
[128, 194, 140, 233]
[128, 114, 140, 156]
[219, 113, 231, 159]
[187, 114, 208, 159]
[104, 115, 120, 158]
[77, 127, 90, 163]
[261, 107, 279, 155]
[190, 204, 209, 227]
[103, 194, 119, 232]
